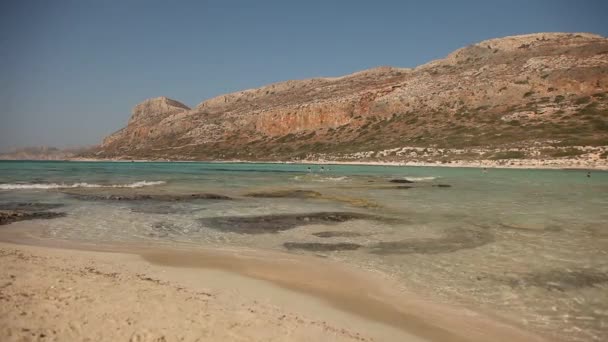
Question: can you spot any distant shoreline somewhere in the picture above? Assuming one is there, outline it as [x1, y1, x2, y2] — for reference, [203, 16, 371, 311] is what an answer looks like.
[2, 157, 607, 171]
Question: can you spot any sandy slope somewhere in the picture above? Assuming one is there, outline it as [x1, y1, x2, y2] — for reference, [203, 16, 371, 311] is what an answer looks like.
[0, 243, 391, 342]
[0, 226, 548, 342]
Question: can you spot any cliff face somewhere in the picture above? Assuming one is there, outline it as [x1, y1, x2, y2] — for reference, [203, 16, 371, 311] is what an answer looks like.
[96, 33, 608, 161]
[101, 97, 190, 151]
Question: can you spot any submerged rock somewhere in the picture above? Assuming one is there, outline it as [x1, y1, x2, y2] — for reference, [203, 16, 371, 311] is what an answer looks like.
[432, 184, 452, 188]
[0, 210, 66, 226]
[369, 228, 493, 255]
[148, 221, 185, 238]
[130, 203, 205, 215]
[283, 242, 362, 251]
[0, 202, 64, 211]
[389, 179, 414, 184]
[200, 212, 387, 234]
[312, 231, 364, 238]
[498, 223, 563, 232]
[245, 189, 379, 208]
[245, 190, 322, 198]
[501, 269, 608, 291]
[66, 192, 232, 201]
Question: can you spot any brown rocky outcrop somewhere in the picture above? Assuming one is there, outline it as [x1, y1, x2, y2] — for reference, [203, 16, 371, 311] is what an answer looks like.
[94, 33, 608, 161]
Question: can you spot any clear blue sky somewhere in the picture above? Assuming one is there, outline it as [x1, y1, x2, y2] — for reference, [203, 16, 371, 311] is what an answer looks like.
[1, 0, 607, 151]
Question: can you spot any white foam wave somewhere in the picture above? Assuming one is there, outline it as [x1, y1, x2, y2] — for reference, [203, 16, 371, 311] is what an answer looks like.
[404, 176, 437, 181]
[312, 176, 349, 182]
[0, 180, 166, 190]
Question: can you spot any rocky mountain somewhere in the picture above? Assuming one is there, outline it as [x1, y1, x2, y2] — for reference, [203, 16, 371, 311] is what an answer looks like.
[93, 33, 608, 165]
[0, 146, 93, 161]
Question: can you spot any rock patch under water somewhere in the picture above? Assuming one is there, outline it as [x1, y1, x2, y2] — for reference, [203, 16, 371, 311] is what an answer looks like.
[66, 192, 232, 201]
[389, 179, 414, 184]
[283, 242, 363, 251]
[244, 190, 322, 199]
[500, 269, 608, 291]
[147, 221, 186, 238]
[0, 210, 66, 226]
[0, 202, 65, 211]
[312, 231, 365, 238]
[369, 228, 493, 255]
[200, 212, 386, 234]
[0, 202, 67, 226]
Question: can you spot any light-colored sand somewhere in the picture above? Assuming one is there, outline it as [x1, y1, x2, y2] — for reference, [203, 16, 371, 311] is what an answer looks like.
[0, 226, 548, 342]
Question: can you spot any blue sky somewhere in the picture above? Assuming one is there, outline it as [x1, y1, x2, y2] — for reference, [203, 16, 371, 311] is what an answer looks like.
[1, 0, 607, 151]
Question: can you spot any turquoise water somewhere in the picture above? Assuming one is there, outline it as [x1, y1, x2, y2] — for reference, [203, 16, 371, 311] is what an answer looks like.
[1, 161, 607, 341]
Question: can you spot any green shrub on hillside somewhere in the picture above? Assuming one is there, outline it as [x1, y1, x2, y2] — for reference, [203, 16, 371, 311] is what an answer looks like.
[489, 151, 526, 160]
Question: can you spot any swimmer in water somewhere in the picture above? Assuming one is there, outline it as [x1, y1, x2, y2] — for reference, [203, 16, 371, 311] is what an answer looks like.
[587, 171, 591, 178]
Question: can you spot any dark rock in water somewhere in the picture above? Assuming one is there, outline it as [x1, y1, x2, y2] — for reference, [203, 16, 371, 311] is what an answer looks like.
[395, 186, 414, 189]
[245, 190, 322, 199]
[0, 210, 66, 226]
[283, 242, 362, 251]
[498, 223, 562, 232]
[312, 231, 364, 238]
[0, 202, 64, 211]
[432, 184, 452, 188]
[369, 228, 493, 255]
[148, 221, 185, 237]
[501, 269, 608, 291]
[389, 179, 414, 184]
[67, 192, 232, 202]
[200, 212, 386, 234]
[131, 205, 177, 215]
[130, 203, 204, 215]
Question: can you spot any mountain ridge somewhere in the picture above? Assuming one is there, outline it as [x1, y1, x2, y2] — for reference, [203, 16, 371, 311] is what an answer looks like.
[92, 32, 608, 166]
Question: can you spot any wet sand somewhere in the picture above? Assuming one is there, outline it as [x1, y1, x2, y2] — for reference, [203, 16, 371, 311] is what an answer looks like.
[0, 223, 547, 342]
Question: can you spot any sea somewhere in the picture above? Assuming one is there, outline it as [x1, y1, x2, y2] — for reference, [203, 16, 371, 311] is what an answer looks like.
[0, 160, 607, 341]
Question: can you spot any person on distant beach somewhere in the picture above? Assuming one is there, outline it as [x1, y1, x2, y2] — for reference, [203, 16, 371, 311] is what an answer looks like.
[482, 167, 488, 173]
[587, 171, 591, 178]
[307, 166, 312, 173]
[320, 166, 325, 172]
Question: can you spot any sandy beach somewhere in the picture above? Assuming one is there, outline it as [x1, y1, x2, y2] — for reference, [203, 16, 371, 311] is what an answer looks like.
[68, 157, 608, 171]
[0, 223, 548, 342]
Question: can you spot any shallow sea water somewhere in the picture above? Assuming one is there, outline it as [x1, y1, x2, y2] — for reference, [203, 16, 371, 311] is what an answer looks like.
[1, 160, 607, 341]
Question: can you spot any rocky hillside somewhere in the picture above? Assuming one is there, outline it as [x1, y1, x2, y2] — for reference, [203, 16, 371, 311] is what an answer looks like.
[0, 146, 92, 161]
[93, 33, 608, 164]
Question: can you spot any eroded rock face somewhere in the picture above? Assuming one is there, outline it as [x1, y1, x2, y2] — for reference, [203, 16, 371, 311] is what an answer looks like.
[94, 33, 608, 161]
[200, 212, 386, 234]
[101, 97, 190, 149]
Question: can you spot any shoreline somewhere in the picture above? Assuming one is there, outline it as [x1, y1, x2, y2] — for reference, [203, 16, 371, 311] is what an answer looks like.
[0, 224, 548, 342]
[3, 157, 607, 171]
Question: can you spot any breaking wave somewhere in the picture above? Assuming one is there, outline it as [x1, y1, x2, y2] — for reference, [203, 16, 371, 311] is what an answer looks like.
[404, 176, 437, 181]
[0, 181, 166, 190]
[292, 175, 349, 182]
[312, 176, 349, 182]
